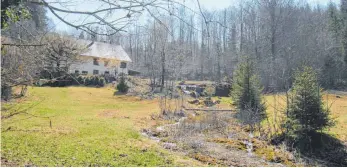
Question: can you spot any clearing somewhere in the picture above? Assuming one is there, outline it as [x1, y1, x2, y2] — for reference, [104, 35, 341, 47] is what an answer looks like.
[1, 86, 347, 166]
[1, 86, 201, 166]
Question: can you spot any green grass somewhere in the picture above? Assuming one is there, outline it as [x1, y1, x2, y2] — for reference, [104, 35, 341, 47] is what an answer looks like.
[1, 86, 200, 166]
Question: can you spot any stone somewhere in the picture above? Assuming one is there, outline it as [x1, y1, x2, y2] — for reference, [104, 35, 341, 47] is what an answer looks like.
[188, 99, 199, 104]
[119, 154, 128, 157]
[162, 143, 177, 150]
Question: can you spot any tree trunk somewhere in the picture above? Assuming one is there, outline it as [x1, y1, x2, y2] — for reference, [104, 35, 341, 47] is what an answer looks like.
[240, 3, 244, 55]
[160, 48, 165, 92]
[1, 85, 12, 101]
[20, 85, 28, 97]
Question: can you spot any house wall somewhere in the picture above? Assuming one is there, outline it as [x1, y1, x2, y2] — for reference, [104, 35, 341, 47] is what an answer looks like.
[69, 56, 129, 75]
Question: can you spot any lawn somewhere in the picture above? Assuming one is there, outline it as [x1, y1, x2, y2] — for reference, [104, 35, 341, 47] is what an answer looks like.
[1, 86, 200, 166]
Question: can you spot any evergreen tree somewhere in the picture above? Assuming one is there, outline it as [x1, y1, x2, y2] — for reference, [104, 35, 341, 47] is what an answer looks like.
[230, 57, 266, 131]
[328, 2, 342, 42]
[341, 0, 347, 63]
[286, 66, 333, 136]
[116, 75, 129, 93]
[79, 31, 85, 39]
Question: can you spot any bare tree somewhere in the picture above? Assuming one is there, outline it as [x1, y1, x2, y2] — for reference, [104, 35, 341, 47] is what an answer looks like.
[41, 33, 86, 79]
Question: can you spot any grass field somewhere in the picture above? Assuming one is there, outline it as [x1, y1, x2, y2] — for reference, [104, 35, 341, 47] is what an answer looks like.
[218, 91, 347, 142]
[1, 86, 200, 166]
[263, 92, 347, 142]
[2, 86, 346, 166]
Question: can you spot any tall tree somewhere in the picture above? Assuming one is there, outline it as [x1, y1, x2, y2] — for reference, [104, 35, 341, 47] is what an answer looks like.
[341, 0, 347, 63]
[328, 2, 342, 43]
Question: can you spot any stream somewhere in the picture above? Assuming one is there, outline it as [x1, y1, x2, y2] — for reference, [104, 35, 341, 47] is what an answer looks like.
[141, 117, 187, 149]
[141, 115, 254, 156]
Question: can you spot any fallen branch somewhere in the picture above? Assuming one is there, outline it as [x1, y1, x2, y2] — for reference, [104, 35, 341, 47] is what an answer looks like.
[2, 100, 54, 129]
[1, 43, 48, 46]
[182, 106, 233, 112]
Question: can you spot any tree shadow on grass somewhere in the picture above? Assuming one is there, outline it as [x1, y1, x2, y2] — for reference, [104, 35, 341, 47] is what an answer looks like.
[114, 91, 127, 95]
[272, 132, 347, 166]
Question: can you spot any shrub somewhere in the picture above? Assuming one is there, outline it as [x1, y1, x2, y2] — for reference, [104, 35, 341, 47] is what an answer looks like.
[77, 76, 84, 85]
[92, 76, 97, 85]
[98, 77, 105, 87]
[90, 76, 97, 86]
[116, 75, 129, 93]
[84, 77, 92, 86]
[94, 76, 99, 85]
[203, 85, 215, 97]
[70, 75, 80, 85]
[40, 74, 106, 87]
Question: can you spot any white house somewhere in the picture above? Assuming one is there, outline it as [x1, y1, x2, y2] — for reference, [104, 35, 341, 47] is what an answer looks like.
[69, 40, 132, 76]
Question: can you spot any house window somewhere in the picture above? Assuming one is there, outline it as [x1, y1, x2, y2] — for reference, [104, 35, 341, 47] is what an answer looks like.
[93, 70, 99, 75]
[82, 71, 88, 75]
[93, 58, 99, 65]
[120, 62, 127, 68]
[75, 70, 80, 74]
[104, 61, 109, 67]
[104, 71, 110, 75]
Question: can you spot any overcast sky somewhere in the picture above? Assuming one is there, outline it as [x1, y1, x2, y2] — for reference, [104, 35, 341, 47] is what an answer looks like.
[47, 0, 341, 33]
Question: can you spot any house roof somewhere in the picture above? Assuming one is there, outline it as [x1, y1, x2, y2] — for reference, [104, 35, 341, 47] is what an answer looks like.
[79, 40, 132, 62]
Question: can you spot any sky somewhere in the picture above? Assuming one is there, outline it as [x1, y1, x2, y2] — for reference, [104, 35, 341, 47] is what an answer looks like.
[198, 0, 340, 10]
[46, 0, 341, 33]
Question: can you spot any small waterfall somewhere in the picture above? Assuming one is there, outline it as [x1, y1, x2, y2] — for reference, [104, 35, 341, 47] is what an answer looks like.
[245, 132, 254, 157]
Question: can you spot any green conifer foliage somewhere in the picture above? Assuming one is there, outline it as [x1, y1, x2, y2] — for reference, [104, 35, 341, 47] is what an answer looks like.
[286, 67, 333, 136]
[116, 75, 129, 93]
[230, 57, 266, 131]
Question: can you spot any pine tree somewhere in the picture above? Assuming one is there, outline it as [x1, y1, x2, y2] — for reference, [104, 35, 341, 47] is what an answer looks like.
[341, 0, 347, 63]
[286, 67, 333, 136]
[230, 57, 266, 131]
[116, 75, 129, 93]
[328, 2, 342, 42]
[79, 31, 85, 39]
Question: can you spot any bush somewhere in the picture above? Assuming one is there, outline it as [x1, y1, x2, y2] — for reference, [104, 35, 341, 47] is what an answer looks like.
[98, 77, 105, 87]
[70, 75, 80, 85]
[77, 76, 84, 85]
[84, 77, 91, 86]
[40, 74, 106, 87]
[116, 75, 129, 93]
[91, 76, 98, 86]
[203, 85, 215, 97]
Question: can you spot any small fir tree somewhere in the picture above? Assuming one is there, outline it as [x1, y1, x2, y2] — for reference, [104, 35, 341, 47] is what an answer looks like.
[230, 57, 266, 131]
[286, 66, 333, 136]
[116, 75, 129, 93]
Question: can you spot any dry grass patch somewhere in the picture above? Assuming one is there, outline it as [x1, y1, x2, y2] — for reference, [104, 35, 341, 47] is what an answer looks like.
[216, 91, 347, 142]
[263, 92, 347, 142]
[210, 137, 297, 166]
[189, 153, 219, 165]
[209, 138, 247, 150]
